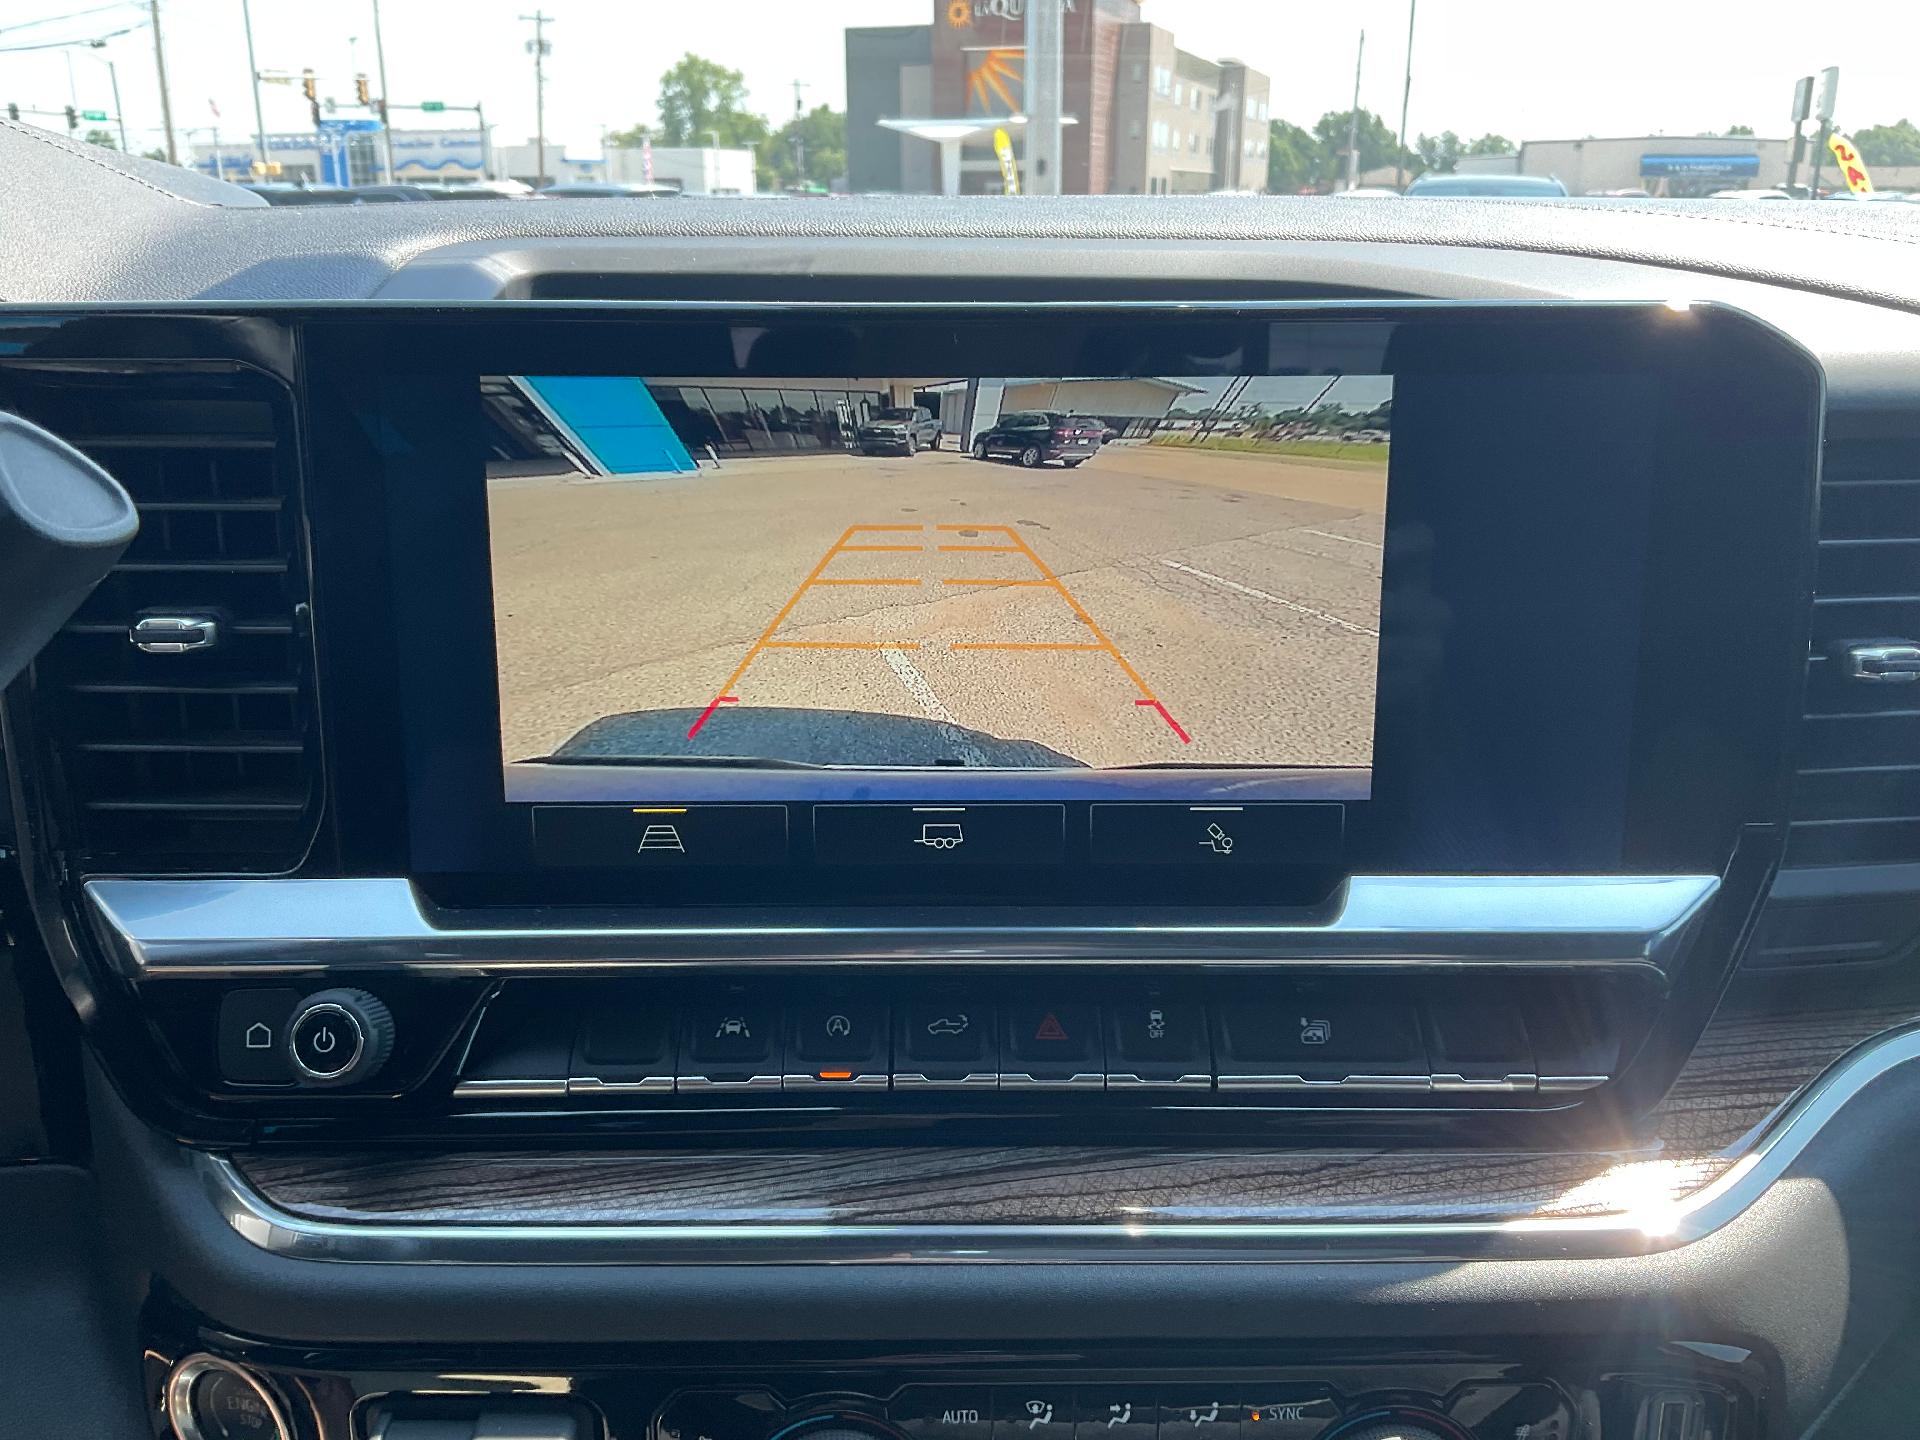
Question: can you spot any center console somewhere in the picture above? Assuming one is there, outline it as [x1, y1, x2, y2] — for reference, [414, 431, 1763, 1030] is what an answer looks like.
[0, 299, 1825, 1440]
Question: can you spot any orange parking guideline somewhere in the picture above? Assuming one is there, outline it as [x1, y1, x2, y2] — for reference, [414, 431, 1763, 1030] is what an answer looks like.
[690, 520, 1188, 746]
[688, 524, 926, 740]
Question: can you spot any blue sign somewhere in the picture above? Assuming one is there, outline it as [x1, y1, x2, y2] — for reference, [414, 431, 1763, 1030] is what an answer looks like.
[315, 117, 383, 185]
[1640, 153, 1761, 178]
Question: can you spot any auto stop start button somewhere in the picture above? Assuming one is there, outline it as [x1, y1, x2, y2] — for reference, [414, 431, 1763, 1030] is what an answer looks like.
[289, 1003, 365, 1080]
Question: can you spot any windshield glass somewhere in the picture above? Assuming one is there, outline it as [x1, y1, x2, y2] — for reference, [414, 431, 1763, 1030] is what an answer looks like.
[5, 2, 1914, 205]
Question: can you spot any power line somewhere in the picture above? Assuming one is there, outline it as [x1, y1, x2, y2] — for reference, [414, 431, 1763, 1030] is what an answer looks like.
[0, 1, 137, 35]
[0, 18, 147, 52]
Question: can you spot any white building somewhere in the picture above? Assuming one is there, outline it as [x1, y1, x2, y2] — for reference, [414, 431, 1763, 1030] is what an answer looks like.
[493, 138, 606, 188]
[187, 125, 487, 186]
[605, 145, 758, 194]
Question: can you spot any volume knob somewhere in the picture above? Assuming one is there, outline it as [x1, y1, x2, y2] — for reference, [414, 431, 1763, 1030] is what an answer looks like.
[286, 988, 395, 1087]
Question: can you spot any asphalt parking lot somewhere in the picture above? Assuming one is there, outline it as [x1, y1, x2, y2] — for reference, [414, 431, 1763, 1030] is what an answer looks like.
[488, 440, 1386, 771]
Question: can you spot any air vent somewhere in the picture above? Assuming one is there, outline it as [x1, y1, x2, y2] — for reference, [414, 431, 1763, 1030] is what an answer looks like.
[1791, 432, 1920, 868]
[7, 367, 319, 872]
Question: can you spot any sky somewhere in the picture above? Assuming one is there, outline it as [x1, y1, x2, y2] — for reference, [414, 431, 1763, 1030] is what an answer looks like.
[2, 0, 1915, 163]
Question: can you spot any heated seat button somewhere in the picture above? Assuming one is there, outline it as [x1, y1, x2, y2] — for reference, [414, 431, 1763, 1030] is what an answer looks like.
[1106, 993, 1211, 1088]
[891, 1387, 995, 1440]
[1074, 1390, 1158, 1440]
[995, 1389, 1078, 1440]
[216, 988, 299, 1086]
[895, 995, 997, 1088]
[1002, 1001, 1103, 1088]
[1156, 1392, 1242, 1440]
[1213, 993, 1427, 1090]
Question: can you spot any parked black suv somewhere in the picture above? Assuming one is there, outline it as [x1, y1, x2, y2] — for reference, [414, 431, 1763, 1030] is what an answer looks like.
[857, 405, 942, 455]
[971, 411, 1104, 467]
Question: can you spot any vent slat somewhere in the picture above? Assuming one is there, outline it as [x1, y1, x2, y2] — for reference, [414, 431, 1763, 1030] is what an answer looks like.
[5, 369, 319, 872]
[1789, 432, 1920, 873]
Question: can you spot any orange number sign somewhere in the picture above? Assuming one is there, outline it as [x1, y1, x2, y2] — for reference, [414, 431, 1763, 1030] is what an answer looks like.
[1827, 133, 1876, 195]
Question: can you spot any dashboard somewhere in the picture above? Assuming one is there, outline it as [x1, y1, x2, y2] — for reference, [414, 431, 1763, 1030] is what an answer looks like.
[3, 122, 1920, 1440]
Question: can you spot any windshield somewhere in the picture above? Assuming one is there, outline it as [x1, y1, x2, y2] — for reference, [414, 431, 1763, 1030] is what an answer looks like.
[4, 2, 1914, 205]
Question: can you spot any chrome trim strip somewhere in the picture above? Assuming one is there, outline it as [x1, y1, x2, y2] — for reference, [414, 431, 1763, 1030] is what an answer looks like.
[199, 1022, 1920, 1266]
[85, 874, 1720, 977]
[449, 1077, 568, 1100]
[1432, 1073, 1538, 1093]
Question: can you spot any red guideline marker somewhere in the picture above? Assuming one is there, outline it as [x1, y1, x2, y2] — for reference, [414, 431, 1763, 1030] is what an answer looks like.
[686, 696, 739, 740]
[1135, 698, 1191, 744]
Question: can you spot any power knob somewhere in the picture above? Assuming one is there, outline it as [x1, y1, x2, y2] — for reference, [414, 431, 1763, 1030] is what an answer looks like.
[285, 988, 394, 1087]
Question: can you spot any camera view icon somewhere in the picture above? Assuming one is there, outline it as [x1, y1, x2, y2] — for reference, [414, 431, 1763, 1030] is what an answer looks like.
[637, 823, 685, 854]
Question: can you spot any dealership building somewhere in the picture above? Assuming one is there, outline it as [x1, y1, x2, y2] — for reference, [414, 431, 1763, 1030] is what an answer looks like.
[847, 0, 1271, 195]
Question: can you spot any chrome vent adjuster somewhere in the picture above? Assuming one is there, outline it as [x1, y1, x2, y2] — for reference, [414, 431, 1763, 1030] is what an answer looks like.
[4, 367, 319, 872]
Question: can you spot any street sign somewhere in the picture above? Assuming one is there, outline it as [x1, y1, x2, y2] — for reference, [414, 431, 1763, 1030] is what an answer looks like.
[81, 109, 108, 122]
[1814, 65, 1839, 125]
[1827, 133, 1875, 194]
[1789, 75, 1813, 125]
[420, 100, 446, 112]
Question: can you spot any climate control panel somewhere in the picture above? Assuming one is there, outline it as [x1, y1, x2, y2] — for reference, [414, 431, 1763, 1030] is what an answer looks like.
[657, 1383, 1570, 1440]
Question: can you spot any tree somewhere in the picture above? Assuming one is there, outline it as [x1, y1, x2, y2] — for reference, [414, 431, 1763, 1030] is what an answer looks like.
[83, 128, 117, 149]
[1720, 124, 1756, 137]
[605, 121, 652, 148]
[1855, 118, 1920, 166]
[655, 52, 768, 148]
[760, 104, 845, 191]
[1415, 130, 1463, 174]
[141, 147, 166, 161]
[1312, 108, 1400, 184]
[1266, 118, 1317, 192]
[1466, 132, 1515, 154]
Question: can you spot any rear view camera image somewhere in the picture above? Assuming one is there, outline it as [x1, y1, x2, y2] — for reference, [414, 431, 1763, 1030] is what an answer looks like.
[484, 373, 1389, 789]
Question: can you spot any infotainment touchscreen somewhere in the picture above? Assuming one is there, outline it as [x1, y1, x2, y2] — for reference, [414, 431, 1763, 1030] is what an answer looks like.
[484, 372, 1389, 799]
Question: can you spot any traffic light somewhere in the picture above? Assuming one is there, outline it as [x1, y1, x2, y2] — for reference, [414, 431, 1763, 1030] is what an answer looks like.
[300, 69, 317, 104]
[354, 73, 370, 107]
[5, 103, 18, 122]
[64, 105, 77, 131]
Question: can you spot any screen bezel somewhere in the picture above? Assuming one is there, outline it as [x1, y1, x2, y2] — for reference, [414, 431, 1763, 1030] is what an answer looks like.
[300, 301, 1820, 908]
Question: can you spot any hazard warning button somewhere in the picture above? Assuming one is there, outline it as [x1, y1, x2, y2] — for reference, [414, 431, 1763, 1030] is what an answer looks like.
[1001, 1002, 1104, 1089]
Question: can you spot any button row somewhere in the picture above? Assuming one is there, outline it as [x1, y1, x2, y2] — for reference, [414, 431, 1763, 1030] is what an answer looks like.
[657, 1382, 1573, 1440]
[448, 986, 1611, 1099]
[532, 802, 1344, 869]
[890, 1387, 1337, 1440]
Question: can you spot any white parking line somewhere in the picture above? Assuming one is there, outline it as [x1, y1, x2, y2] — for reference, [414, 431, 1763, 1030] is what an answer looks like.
[1302, 528, 1384, 550]
[1159, 559, 1380, 637]
[880, 645, 990, 765]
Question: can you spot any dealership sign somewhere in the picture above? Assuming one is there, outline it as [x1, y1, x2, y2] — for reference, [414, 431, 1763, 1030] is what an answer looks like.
[1639, 153, 1761, 178]
[947, 0, 1075, 24]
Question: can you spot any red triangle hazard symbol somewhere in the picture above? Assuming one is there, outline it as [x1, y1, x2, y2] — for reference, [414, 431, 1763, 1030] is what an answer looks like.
[1034, 1011, 1069, 1042]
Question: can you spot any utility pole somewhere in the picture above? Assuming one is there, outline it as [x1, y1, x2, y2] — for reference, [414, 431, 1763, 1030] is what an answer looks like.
[790, 77, 807, 179]
[1808, 65, 1839, 197]
[107, 57, 127, 151]
[371, 0, 397, 183]
[521, 11, 552, 188]
[1393, 0, 1415, 191]
[147, 0, 176, 163]
[1025, 0, 1064, 194]
[240, 0, 269, 173]
[1345, 30, 1364, 191]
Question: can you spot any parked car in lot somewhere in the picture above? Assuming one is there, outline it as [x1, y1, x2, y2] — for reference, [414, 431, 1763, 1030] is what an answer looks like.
[971, 411, 1105, 468]
[1404, 173, 1569, 197]
[857, 405, 942, 455]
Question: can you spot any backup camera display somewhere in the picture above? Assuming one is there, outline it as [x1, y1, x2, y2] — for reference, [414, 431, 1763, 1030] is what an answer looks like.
[483, 372, 1389, 793]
